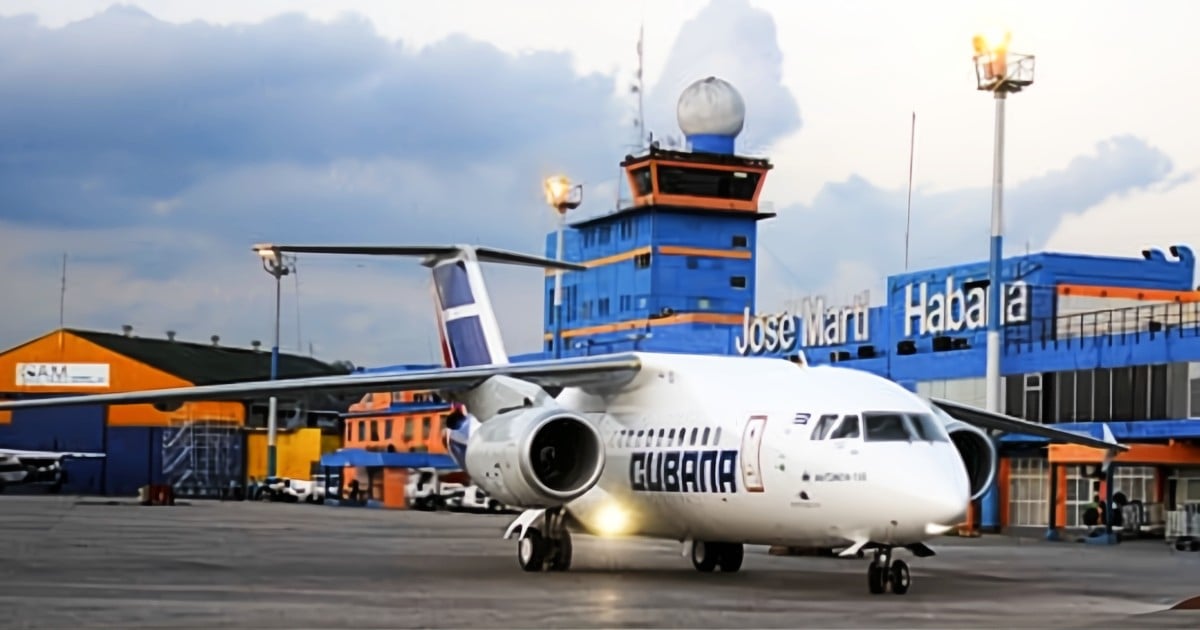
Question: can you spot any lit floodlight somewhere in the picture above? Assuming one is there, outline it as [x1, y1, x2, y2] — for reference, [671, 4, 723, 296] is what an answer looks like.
[543, 175, 583, 214]
[253, 243, 280, 261]
[972, 30, 1034, 93]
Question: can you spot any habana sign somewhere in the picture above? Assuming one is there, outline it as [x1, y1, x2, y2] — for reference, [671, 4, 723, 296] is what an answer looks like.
[902, 276, 1029, 337]
[735, 291, 870, 355]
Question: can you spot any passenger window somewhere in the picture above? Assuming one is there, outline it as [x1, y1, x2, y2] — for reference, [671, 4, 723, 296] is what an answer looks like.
[668, 428, 676, 443]
[690, 428, 698, 446]
[713, 427, 721, 445]
[829, 415, 861, 440]
[864, 413, 912, 441]
[702, 427, 711, 446]
[810, 414, 839, 440]
[637, 430, 644, 447]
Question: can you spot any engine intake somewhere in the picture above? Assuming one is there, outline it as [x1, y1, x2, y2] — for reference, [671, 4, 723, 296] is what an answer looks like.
[944, 420, 997, 501]
[464, 405, 605, 507]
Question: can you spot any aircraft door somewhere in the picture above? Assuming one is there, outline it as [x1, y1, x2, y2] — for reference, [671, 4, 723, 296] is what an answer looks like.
[740, 414, 768, 493]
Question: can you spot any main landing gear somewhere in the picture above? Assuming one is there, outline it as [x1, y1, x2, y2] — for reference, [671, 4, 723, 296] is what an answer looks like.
[866, 547, 910, 595]
[516, 507, 573, 572]
[690, 540, 744, 573]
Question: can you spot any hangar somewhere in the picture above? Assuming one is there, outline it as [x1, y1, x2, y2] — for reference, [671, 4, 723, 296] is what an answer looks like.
[0, 327, 349, 496]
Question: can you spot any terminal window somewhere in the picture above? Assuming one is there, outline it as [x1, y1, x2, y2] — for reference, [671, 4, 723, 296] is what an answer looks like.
[730, 276, 746, 289]
[630, 167, 652, 195]
[656, 166, 760, 200]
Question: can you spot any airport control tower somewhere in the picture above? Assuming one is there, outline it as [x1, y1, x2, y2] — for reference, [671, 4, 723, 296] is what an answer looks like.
[542, 77, 774, 357]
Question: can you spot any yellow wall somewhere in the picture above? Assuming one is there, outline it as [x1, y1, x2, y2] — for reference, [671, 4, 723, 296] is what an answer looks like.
[246, 428, 327, 481]
[0, 330, 245, 427]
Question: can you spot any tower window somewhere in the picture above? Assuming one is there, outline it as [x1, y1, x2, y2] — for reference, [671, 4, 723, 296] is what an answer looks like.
[730, 276, 747, 289]
[732, 235, 748, 248]
[635, 253, 652, 269]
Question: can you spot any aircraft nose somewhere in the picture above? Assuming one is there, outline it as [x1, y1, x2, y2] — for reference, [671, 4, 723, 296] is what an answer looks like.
[882, 447, 971, 531]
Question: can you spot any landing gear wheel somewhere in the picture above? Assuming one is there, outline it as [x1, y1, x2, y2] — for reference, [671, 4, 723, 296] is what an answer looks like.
[717, 543, 744, 572]
[867, 564, 887, 594]
[691, 541, 718, 572]
[890, 559, 911, 595]
[548, 531, 573, 571]
[518, 528, 548, 572]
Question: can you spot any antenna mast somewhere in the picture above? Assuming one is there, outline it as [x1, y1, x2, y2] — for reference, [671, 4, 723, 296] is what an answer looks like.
[635, 23, 646, 148]
[59, 252, 67, 329]
[904, 111, 916, 271]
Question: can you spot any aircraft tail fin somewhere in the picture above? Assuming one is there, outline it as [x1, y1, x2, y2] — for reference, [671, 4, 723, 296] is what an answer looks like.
[423, 245, 583, 368]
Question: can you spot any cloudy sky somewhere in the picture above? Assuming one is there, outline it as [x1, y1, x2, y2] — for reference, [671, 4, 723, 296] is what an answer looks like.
[1, 0, 1196, 367]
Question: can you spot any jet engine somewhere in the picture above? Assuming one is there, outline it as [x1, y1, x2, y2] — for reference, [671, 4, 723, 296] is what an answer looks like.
[943, 420, 997, 500]
[463, 405, 605, 508]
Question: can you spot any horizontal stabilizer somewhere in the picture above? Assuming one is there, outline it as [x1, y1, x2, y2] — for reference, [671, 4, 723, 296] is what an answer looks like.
[251, 243, 586, 271]
[930, 398, 1130, 453]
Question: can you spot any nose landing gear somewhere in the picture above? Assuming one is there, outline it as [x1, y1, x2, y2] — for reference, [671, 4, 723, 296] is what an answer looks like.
[516, 507, 573, 572]
[867, 547, 910, 595]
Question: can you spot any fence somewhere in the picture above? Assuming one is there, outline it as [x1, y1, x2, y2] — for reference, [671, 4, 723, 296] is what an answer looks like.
[1005, 300, 1200, 353]
[1166, 504, 1200, 550]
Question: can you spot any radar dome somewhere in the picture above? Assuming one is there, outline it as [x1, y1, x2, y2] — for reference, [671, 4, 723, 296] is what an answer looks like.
[675, 76, 746, 155]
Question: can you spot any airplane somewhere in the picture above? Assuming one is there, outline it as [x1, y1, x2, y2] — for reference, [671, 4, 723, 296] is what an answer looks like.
[0, 243, 1127, 595]
[0, 447, 106, 493]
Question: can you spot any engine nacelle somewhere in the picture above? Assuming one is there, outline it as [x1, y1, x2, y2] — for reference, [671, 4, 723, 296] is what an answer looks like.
[464, 405, 605, 508]
[944, 420, 997, 501]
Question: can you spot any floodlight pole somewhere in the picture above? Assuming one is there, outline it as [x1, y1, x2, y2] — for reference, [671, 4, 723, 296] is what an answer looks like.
[544, 176, 582, 359]
[260, 250, 290, 479]
[553, 211, 566, 359]
[985, 89, 1006, 415]
[973, 34, 1034, 415]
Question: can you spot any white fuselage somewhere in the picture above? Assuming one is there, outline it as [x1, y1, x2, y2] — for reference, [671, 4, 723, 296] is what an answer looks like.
[550, 352, 971, 549]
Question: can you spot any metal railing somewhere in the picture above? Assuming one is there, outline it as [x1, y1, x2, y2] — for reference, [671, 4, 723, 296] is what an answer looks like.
[1005, 300, 1200, 353]
[162, 419, 245, 499]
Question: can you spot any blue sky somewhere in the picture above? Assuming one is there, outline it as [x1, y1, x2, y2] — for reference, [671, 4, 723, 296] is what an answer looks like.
[1, 0, 1196, 366]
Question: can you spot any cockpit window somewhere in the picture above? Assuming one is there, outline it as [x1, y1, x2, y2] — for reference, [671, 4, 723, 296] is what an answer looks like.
[861, 412, 951, 442]
[863, 413, 912, 442]
[828, 415, 861, 439]
[809, 414, 839, 440]
[906, 413, 951, 442]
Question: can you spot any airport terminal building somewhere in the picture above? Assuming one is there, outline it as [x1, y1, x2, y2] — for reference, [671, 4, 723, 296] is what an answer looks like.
[534, 94, 1200, 534]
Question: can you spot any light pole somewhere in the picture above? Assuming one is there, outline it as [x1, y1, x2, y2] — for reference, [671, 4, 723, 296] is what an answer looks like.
[255, 245, 291, 479]
[973, 31, 1034, 413]
[543, 175, 583, 359]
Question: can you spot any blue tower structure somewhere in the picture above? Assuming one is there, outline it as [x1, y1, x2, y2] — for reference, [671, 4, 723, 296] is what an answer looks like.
[542, 77, 775, 357]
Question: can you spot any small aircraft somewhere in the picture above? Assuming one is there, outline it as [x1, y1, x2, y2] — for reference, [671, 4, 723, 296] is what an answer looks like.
[0, 244, 1126, 595]
[0, 447, 105, 493]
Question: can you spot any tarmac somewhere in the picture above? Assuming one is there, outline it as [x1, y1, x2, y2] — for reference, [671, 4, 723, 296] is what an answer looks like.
[2, 495, 1200, 629]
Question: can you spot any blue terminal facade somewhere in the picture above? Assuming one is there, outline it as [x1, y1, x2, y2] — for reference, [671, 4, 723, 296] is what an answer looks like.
[533, 99, 1200, 535]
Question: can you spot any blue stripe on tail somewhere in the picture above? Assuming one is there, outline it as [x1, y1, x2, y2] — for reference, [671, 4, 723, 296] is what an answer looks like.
[444, 316, 492, 367]
[432, 261, 475, 309]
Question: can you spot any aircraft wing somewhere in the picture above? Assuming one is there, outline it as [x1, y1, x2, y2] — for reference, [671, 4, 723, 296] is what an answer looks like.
[930, 397, 1129, 453]
[0, 353, 643, 411]
[0, 448, 106, 460]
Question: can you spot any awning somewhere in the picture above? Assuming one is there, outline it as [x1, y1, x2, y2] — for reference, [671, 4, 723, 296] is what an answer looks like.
[319, 448, 459, 469]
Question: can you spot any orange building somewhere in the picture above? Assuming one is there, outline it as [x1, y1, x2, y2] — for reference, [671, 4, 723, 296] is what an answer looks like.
[0, 327, 349, 496]
[342, 389, 452, 454]
[326, 384, 457, 508]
